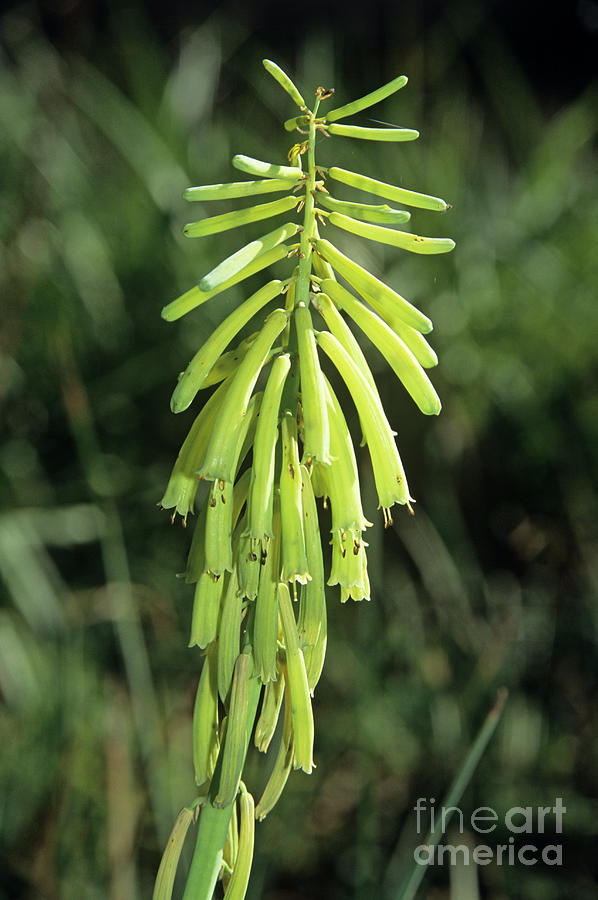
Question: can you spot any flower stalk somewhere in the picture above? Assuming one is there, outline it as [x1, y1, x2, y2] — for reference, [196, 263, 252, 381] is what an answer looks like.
[155, 59, 454, 900]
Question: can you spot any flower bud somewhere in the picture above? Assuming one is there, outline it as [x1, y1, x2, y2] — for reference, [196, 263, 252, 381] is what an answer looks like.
[316, 330, 413, 520]
[223, 782, 255, 899]
[161, 245, 289, 322]
[321, 378, 372, 534]
[215, 651, 259, 808]
[204, 394, 261, 577]
[255, 666, 294, 820]
[321, 278, 441, 415]
[297, 465, 326, 649]
[295, 303, 331, 466]
[315, 238, 432, 333]
[279, 412, 310, 585]
[246, 354, 290, 543]
[217, 566, 244, 704]
[184, 195, 299, 239]
[200, 310, 288, 483]
[192, 642, 220, 791]
[329, 211, 455, 255]
[160, 379, 229, 522]
[171, 281, 284, 412]
[277, 583, 314, 773]
[189, 570, 224, 649]
[200, 224, 299, 293]
[328, 529, 370, 602]
[253, 496, 282, 683]
[254, 663, 284, 752]
[153, 805, 195, 900]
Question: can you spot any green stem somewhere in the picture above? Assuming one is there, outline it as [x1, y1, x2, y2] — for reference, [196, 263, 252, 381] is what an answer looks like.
[294, 101, 319, 309]
[181, 802, 232, 900]
[182, 675, 261, 900]
[281, 98, 319, 417]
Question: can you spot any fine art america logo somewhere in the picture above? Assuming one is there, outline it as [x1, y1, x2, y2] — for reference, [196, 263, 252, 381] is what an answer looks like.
[413, 797, 566, 866]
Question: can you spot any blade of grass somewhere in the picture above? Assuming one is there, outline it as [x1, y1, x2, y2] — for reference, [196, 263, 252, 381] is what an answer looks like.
[394, 688, 508, 900]
[449, 834, 480, 900]
[71, 61, 189, 211]
[53, 328, 172, 845]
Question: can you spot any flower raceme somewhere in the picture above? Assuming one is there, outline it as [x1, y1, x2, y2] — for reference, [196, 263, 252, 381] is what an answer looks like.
[155, 59, 454, 900]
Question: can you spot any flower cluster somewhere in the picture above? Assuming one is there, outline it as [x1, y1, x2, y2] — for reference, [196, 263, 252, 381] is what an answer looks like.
[155, 60, 454, 900]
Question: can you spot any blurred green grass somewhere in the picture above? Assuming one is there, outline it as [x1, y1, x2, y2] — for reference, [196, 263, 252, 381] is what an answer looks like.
[1, 6, 597, 900]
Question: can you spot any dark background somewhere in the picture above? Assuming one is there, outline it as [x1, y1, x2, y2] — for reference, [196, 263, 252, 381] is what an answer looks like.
[1, 1, 597, 898]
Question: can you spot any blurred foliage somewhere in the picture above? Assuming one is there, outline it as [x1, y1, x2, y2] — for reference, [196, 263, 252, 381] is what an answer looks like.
[1, 4, 597, 900]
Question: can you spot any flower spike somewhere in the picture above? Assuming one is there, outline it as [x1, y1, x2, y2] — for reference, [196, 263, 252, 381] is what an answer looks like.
[157, 61, 454, 900]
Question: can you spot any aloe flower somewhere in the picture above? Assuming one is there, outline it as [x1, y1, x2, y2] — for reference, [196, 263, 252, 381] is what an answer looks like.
[154, 60, 454, 900]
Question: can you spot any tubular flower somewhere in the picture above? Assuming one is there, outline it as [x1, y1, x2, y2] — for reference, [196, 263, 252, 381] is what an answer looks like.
[155, 59, 454, 900]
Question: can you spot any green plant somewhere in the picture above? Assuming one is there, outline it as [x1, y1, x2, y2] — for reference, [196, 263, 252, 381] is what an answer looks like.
[154, 60, 454, 900]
